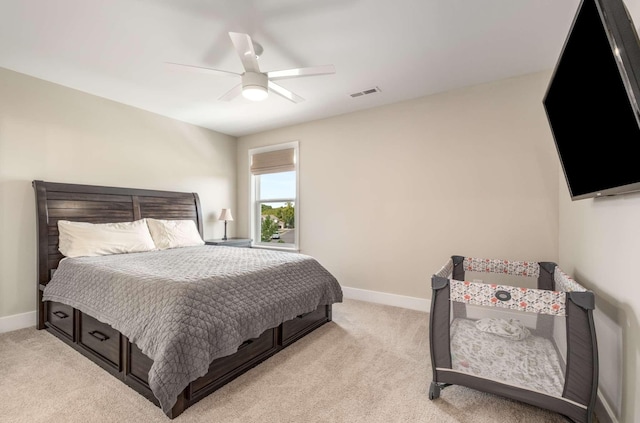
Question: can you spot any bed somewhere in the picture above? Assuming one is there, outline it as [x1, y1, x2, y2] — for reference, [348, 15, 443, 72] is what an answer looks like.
[429, 255, 598, 423]
[32, 180, 343, 418]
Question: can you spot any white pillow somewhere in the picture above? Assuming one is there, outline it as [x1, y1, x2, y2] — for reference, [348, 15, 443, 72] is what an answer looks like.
[145, 218, 204, 250]
[58, 219, 157, 258]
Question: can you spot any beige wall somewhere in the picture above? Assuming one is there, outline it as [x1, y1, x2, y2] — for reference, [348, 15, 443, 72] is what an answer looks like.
[237, 71, 559, 300]
[559, 182, 640, 422]
[0, 67, 237, 318]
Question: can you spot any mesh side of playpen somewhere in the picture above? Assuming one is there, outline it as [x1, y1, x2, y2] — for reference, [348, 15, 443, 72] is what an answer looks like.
[430, 256, 597, 423]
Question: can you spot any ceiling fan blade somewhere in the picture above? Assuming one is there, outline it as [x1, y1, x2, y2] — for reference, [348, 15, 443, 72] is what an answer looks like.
[268, 81, 305, 103]
[267, 64, 335, 81]
[164, 62, 240, 78]
[218, 83, 243, 101]
[228, 32, 261, 73]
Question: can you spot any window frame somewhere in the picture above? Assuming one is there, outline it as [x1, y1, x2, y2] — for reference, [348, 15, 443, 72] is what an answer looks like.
[249, 141, 299, 251]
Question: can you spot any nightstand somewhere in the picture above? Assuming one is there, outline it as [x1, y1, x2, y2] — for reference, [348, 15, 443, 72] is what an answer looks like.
[205, 238, 252, 248]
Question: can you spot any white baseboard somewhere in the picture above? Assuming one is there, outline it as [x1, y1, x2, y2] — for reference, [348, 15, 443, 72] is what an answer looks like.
[341, 286, 429, 312]
[0, 310, 36, 334]
[595, 389, 619, 423]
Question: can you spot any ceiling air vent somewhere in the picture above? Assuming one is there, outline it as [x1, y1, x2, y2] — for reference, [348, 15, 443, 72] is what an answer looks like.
[350, 87, 381, 98]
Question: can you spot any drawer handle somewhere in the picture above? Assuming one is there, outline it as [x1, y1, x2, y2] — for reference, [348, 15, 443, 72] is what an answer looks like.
[53, 310, 69, 319]
[89, 330, 109, 342]
[238, 339, 254, 350]
[297, 311, 313, 319]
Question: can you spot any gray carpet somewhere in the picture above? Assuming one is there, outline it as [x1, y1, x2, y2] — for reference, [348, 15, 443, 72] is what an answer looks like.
[0, 299, 572, 422]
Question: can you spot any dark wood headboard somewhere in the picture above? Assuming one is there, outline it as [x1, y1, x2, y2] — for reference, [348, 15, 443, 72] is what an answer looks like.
[32, 180, 203, 329]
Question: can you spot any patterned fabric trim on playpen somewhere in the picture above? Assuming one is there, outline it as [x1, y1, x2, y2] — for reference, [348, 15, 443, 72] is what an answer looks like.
[449, 280, 566, 316]
[463, 257, 541, 278]
[554, 267, 587, 292]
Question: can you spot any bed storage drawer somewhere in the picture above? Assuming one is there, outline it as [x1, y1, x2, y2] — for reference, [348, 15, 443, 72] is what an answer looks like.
[47, 301, 74, 338]
[129, 343, 153, 385]
[281, 305, 327, 344]
[79, 312, 120, 368]
[190, 327, 277, 395]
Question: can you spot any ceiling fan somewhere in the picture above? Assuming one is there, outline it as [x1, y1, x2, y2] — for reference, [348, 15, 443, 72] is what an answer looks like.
[166, 32, 335, 103]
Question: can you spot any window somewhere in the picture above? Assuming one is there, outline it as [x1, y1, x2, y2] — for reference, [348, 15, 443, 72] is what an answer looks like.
[249, 142, 299, 250]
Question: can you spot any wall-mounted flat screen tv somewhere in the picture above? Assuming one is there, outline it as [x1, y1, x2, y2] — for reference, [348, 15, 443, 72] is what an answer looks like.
[543, 0, 640, 200]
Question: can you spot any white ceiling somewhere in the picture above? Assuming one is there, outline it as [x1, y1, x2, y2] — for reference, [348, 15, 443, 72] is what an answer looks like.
[0, 0, 584, 137]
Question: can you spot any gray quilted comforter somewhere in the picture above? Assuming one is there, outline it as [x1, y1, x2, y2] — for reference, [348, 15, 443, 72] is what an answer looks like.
[42, 245, 343, 413]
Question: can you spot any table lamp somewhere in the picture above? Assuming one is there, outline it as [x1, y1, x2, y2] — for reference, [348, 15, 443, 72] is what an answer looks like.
[218, 209, 234, 241]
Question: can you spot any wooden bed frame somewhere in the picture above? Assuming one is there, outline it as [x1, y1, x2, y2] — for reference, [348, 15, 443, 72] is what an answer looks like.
[33, 180, 332, 419]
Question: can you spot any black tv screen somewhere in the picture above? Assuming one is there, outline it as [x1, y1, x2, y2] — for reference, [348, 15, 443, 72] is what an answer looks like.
[543, 0, 640, 200]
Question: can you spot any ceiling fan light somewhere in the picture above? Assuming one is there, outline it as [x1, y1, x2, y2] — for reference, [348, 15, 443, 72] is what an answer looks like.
[242, 85, 268, 101]
[241, 72, 269, 101]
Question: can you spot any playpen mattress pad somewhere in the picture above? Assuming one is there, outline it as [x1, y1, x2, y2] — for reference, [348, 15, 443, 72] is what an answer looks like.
[450, 318, 565, 397]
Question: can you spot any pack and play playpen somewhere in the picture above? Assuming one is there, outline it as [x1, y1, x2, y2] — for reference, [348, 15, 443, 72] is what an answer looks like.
[429, 256, 598, 423]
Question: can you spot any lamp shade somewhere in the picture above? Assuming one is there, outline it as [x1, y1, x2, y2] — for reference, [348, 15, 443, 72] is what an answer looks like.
[218, 208, 234, 221]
